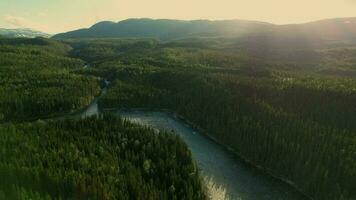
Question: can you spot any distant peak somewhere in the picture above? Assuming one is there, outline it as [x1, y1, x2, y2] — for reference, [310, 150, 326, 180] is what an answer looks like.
[0, 28, 50, 38]
[91, 21, 116, 28]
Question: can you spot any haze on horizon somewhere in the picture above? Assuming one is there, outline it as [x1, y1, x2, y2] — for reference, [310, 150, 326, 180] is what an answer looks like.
[1, 0, 356, 34]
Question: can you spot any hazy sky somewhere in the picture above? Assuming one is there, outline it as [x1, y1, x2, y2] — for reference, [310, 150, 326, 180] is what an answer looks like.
[1, 0, 356, 34]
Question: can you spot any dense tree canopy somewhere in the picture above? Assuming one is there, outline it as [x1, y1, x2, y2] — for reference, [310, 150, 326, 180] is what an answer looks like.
[0, 38, 100, 121]
[0, 38, 207, 200]
[99, 69, 356, 200]
[2, 37, 356, 199]
[74, 38, 356, 200]
[0, 115, 205, 200]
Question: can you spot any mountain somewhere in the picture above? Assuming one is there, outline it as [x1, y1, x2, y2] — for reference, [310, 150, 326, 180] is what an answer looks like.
[0, 28, 50, 38]
[239, 17, 356, 48]
[53, 18, 356, 48]
[53, 18, 274, 40]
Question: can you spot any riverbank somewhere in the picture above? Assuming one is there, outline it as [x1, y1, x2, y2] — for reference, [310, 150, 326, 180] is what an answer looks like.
[103, 107, 311, 199]
[117, 110, 308, 200]
[8, 81, 309, 199]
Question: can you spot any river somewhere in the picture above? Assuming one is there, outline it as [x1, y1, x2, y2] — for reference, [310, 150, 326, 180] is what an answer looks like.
[77, 91, 307, 200]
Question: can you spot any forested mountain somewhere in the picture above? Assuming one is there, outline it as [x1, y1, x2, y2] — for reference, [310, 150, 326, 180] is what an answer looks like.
[2, 30, 356, 199]
[53, 18, 273, 40]
[236, 17, 356, 51]
[4, 0, 356, 199]
[53, 18, 356, 47]
[0, 28, 50, 38]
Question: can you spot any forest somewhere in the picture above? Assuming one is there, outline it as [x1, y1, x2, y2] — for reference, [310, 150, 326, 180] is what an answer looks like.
[1, 36, 356, 199]
[0, 114, 205, 200]
[0, 38, 100, 122]
[68, 38, 356, 200]
[99, 69, 356, 199]
[0, 38, 206, 200]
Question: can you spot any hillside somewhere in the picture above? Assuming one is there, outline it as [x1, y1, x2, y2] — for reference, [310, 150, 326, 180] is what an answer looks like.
[53, 18, 274, 40]
[237, 17, 356, 50]
[0, 28, 50, 38]
[53, 18, 356, 48]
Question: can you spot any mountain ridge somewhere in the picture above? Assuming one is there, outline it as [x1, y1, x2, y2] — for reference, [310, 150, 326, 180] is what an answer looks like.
[52, 17, 356, 47]
[52, 18, 275, 40]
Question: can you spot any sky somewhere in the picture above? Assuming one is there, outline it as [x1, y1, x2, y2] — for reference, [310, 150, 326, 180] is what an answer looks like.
[0, 0, 356, 34]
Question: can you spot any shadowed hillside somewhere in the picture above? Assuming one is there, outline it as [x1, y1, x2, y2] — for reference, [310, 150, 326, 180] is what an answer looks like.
[53, 18, 356, 49]
[53, 18, 274, 40]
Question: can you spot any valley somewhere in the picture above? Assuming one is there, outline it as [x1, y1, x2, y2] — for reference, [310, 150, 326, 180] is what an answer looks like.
[65, 82, 309, 200]
[1, 16, 356, 199]
[117, 111, 307, 200]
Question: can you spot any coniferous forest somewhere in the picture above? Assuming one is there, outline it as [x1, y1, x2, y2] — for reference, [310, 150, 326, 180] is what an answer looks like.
[0, 38, 206, 200]
[0, 114, 205, 200]
[72, 38, 356, 200]
[0, 38, 100, 121]
[1, 35, 356, 200]
[99, 69, 356, 199]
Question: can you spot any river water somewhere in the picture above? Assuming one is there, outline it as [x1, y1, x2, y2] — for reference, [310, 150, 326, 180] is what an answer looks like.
[77, 88, 307, 200]
[116, 111, 307, 200]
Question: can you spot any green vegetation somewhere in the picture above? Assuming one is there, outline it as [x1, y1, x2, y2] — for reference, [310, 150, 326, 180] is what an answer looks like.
[0, 38, 100, 121]
[99, 69, 356, 199]
[0, 38, 206, 199]
[2, 34, 356, 199]
[67, 38, 356, 200]
[0, 114, 205, 200]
